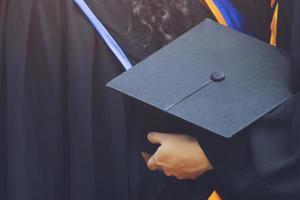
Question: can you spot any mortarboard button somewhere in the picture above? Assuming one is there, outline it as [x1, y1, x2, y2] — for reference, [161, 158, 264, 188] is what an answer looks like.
[210, 72, 225, 82]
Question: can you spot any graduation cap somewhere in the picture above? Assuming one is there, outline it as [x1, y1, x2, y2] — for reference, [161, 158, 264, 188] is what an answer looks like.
[107, 19, 292, 138]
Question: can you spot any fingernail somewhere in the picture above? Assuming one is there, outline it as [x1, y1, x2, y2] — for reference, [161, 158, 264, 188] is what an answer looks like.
[147, 132, 153, 139]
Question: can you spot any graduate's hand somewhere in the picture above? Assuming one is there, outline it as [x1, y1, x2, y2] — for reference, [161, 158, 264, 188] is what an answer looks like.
[143, 132, 213, 180]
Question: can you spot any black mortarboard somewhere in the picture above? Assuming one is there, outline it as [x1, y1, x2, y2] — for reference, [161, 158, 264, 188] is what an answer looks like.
[107, 19, 292, 138]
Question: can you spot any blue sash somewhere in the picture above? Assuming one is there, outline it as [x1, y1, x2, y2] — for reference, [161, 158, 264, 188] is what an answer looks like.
[211, 0, 253, 35]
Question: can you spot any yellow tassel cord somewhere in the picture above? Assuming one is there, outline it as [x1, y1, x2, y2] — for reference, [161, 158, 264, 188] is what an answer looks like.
[203, 0, 228, 27]
[208, 191, 222, 200]
[270, 2, 279, 46]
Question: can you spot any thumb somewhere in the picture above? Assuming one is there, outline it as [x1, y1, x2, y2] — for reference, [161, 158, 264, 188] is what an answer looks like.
[147, 132, 165, 145]
[147, 155, 160, 171]
[141, 152, 151, 163]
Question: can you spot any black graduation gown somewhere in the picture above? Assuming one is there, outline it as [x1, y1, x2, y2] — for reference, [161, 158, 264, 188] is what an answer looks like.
[199, 0, 300, 199]
[0, 1, 135, 200]
[0, 0, 212, 200]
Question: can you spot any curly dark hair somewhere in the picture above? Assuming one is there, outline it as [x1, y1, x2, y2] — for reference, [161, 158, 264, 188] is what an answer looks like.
[126, 0, 196, 44]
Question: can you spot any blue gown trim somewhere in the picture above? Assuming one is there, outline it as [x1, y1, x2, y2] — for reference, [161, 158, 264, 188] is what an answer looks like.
[213, 0, 254, 35]
[74, 0, 133, 71]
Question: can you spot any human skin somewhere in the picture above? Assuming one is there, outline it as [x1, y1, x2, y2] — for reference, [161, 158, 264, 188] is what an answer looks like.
[143, 132, 213, 180]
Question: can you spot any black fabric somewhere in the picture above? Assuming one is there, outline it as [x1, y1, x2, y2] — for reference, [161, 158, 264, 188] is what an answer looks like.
[199, 0, 300, 199]
[0, 0, 213, 200]
[231, 0, 273, 41]
[0, 0, 7, 198]
[277, 0, 294, 52]
[289, 0, 300, 93]
[1, 0, 131, 200]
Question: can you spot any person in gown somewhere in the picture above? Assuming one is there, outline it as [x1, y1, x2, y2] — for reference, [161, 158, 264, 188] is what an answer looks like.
[144, 0, 300, 199]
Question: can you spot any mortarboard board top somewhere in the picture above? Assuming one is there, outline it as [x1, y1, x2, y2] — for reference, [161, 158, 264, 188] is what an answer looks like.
[107, 19, 292, 138]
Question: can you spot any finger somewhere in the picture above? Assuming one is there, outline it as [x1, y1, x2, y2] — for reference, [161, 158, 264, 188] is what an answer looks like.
[147, 156, 160, 171]
[163, 170, 174, 177]
[141, 152, 151, 163]
[147, 132, 165, 144]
